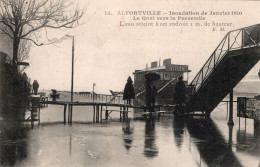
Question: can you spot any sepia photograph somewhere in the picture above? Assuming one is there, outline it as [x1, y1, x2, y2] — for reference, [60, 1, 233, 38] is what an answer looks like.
[0, 0, 260, 166]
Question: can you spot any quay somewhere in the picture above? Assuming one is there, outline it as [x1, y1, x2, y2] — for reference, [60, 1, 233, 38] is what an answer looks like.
[37, 100, 163, 125]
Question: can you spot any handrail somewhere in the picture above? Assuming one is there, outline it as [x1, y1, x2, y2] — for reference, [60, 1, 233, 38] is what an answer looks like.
[187, 24, 260, 101]
[158, 78, 176, 93]
[136, 77, 178, 97]
[188, 34, 228, 87]
[229, 23, 260, 33]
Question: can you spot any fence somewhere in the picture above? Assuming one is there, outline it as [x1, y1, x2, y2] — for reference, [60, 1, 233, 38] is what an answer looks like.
[79, 93, 125, 104]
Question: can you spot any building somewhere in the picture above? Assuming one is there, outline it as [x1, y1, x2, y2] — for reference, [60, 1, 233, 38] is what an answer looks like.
[0, 32, 13, 59]
[133, 58, 191, 104]
[0, 22, 13, 107]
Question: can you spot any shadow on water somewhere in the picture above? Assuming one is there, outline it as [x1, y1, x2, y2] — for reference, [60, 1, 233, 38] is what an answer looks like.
[0, 104, 29, 166]
[143, 117, 158, 158]
[122, 119, 134, 152]
[184, 117, 243, 167]
[236, 120, 260, 158]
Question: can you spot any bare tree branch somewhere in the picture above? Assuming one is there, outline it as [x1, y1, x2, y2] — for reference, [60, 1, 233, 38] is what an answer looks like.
[21, 37, 43, 46]
[0, 0, 86, 66]
[18, 38, 31, 62]
[0, 24, 13, 38]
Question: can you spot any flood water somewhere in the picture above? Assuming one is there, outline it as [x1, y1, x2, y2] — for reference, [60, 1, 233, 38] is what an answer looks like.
[0, 92, 259, 167]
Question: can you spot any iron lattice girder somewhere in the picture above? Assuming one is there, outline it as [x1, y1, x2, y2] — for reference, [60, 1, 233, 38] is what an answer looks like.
[187, 46, 260, 113]
[189, 24, 260, 98]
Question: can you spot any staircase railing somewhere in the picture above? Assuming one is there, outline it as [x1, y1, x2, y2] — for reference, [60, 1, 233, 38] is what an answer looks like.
[187, 24, 260, 100]
[135, 77, 177, 98]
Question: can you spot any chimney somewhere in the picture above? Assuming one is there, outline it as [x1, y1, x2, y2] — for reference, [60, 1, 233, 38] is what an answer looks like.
[151, 61, 158, 68]
[163, 58, 171, 66]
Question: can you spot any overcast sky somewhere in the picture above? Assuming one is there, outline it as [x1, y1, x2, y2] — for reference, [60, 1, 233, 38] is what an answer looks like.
[25, 0, 260, 94]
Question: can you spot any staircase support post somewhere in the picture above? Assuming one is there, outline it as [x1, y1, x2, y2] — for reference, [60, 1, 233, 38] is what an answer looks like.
[228, 89, 234, 125]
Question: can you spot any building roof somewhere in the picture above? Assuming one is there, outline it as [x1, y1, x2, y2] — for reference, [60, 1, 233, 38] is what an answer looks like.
[133, 66, 166, 74]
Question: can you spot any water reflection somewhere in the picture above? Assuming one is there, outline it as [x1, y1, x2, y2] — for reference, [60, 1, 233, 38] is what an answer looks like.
[185, 117, 242, 167]
[122, 119, 134, 152]
[236, 120, 260, 157]
[173, 116, 185, 151]
[0, 123, 29, 166]
[0, 90, 259, 167]
[0, 107, 29, 166]
[143, 117, 158, 158]
[0, 94, 30, 166]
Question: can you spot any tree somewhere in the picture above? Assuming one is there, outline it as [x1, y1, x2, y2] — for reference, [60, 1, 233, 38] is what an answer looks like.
[0, 0, 86, 69]
[18, 39, 31, 72]
[18, 38, 31, 61]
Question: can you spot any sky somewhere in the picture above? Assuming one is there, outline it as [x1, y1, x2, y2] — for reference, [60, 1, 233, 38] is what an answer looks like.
[25, 0, 260, 94]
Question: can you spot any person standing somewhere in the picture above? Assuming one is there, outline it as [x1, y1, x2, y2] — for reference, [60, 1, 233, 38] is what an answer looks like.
[145, 79, 152, 112]
[123, 76, 135, 105]
[151, 83, 157, 108]
[144, 72, 161, 114]
[174, 76, 186, 113]
[33, 80, 39, 95]
[146, 80, 158, 113]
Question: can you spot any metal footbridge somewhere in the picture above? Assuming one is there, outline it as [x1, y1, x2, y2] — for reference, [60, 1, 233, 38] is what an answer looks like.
[186, 24, 260, 115]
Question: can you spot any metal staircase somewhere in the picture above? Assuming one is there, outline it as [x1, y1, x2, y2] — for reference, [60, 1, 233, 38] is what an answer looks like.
[186, 24, 260, 114]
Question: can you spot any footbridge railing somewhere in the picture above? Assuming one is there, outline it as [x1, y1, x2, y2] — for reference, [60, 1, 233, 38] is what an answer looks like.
[187, 24, 260, 99]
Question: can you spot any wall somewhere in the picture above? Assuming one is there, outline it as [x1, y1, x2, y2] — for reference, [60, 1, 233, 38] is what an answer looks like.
[0, 24, 13, 111]
[0, 52, 7, 110]
[0, 32, 13, 59]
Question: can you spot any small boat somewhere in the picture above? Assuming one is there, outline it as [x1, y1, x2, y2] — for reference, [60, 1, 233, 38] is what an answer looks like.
[49, 89, 60, 98]
[254, 95, 260, 100]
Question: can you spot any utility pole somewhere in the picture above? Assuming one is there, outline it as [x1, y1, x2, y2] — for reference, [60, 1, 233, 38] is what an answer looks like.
[71, 36, 74, 103]
[69, 35, 74, 125]
[93, 83, 96, 102]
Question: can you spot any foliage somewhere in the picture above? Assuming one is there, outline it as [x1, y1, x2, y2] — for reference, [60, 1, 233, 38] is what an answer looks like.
[4, 62, 31, 104]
